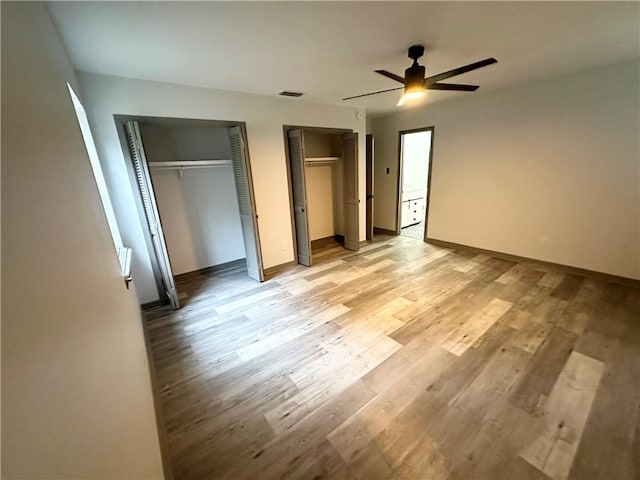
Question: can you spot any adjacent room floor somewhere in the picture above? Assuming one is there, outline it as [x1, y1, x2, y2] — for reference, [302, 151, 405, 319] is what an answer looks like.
[144, 234, 639, 480]
[400, 221, 425, 240]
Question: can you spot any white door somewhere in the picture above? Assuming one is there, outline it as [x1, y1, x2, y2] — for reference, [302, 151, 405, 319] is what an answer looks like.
[125, 121, 180, 309]
[342, 132, 360, 251]
[228, 126, 265, 281]
[287, 129, 312, 266]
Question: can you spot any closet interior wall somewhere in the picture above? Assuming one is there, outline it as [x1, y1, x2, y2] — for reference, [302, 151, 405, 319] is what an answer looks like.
[141, 123, 246, 275]
[303, 131, 344, 242]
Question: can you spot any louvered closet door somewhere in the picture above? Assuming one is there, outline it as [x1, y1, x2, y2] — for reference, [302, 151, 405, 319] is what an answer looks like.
[342, 132, 360, 251]
[365, 134, 374, 242]
[125, 121, 180, 309]
[287, 129, 312, 266]
[228, 126, 264, 281]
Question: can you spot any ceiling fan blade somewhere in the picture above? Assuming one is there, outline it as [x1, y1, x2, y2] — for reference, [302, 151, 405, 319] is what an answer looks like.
[374, 70, 406, 85]
[342, 87, 404, 101]
[425, 58, 497, 85]
[427, 83, 479, 91]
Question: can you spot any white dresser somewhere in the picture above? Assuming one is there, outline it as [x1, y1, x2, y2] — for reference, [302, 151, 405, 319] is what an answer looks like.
[401, 195, 426, 228]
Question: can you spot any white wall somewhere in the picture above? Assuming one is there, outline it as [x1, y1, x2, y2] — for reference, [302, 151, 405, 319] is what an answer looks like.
[303, 131, 343, 241]
[78, 72, 366, 303]
[142, 123, 233, 162]
[373, 60, 640, 279]
[306, 165, 335, 240]
[151, 169, 246, 275]
[143, 123, 246, 275]
[1, 3, 164, 478]
[304, 131, 342, 157]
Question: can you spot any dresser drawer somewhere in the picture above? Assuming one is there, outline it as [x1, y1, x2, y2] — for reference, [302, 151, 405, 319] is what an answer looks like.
[402, 196, 427, 228]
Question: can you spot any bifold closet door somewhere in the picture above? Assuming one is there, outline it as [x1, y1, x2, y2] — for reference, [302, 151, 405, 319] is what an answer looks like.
[228, 126, 265, 281]
[287, 129, 312, 266]
[342, 132, 360, 251]
[125, 120, 180, 309]
[366, 134, 374, 242]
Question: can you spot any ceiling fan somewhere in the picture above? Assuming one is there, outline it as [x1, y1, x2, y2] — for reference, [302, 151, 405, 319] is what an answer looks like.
[343, 45, 497, 105]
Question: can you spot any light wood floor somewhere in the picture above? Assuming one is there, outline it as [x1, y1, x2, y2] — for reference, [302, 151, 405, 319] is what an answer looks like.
[145, 235, 640, 480]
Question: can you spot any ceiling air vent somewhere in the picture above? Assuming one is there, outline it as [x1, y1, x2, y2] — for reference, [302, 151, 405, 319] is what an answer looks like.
[279, 91, 304, 98]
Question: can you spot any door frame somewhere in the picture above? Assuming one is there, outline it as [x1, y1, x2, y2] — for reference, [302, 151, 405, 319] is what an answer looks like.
[395, 126, 435, 240]
[116, 115, 265, 306]
[282, 125, 356, 265]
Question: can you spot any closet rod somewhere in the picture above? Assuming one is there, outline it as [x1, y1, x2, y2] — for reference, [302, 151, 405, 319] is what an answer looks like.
[305, 161, 338, 167]
[304, 156, 339, 167]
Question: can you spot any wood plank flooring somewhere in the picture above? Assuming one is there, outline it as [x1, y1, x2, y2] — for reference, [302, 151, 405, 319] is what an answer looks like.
[144, 235, 640, 480]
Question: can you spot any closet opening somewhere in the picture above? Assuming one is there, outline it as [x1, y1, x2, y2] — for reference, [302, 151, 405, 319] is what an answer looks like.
[283, 127, 359, 267]
[116, 116, 264, 310]
[396, 127, 434, 241]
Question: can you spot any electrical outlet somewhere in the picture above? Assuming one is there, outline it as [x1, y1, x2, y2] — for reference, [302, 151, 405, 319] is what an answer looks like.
[539, 236, 549, 246]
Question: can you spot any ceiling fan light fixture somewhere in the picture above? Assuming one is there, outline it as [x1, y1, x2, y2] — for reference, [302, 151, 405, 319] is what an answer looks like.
[404, 85, 426, 99]
[397, 88, 426, 106]
[398, 81, 426, 106]
[402, 63, 427, 102]
[342, 45, 496, 105]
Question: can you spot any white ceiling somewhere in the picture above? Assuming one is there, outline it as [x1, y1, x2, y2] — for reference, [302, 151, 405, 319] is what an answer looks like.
[48, 1, 640, 115]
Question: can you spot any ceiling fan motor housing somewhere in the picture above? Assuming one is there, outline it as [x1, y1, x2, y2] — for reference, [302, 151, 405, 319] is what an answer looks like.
[405, 64, 426, 89]
[406, 45, 426, 90]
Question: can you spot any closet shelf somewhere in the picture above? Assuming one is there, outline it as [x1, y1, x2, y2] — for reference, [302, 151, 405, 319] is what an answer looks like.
[149, 160, 232, 170]
[305, 156, 339, 167]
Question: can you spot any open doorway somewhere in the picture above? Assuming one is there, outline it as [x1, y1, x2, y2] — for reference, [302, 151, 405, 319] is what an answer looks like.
[284, 127, 359, 266]
[118, 116, 264, 309]
[396, 127, 434, 241]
